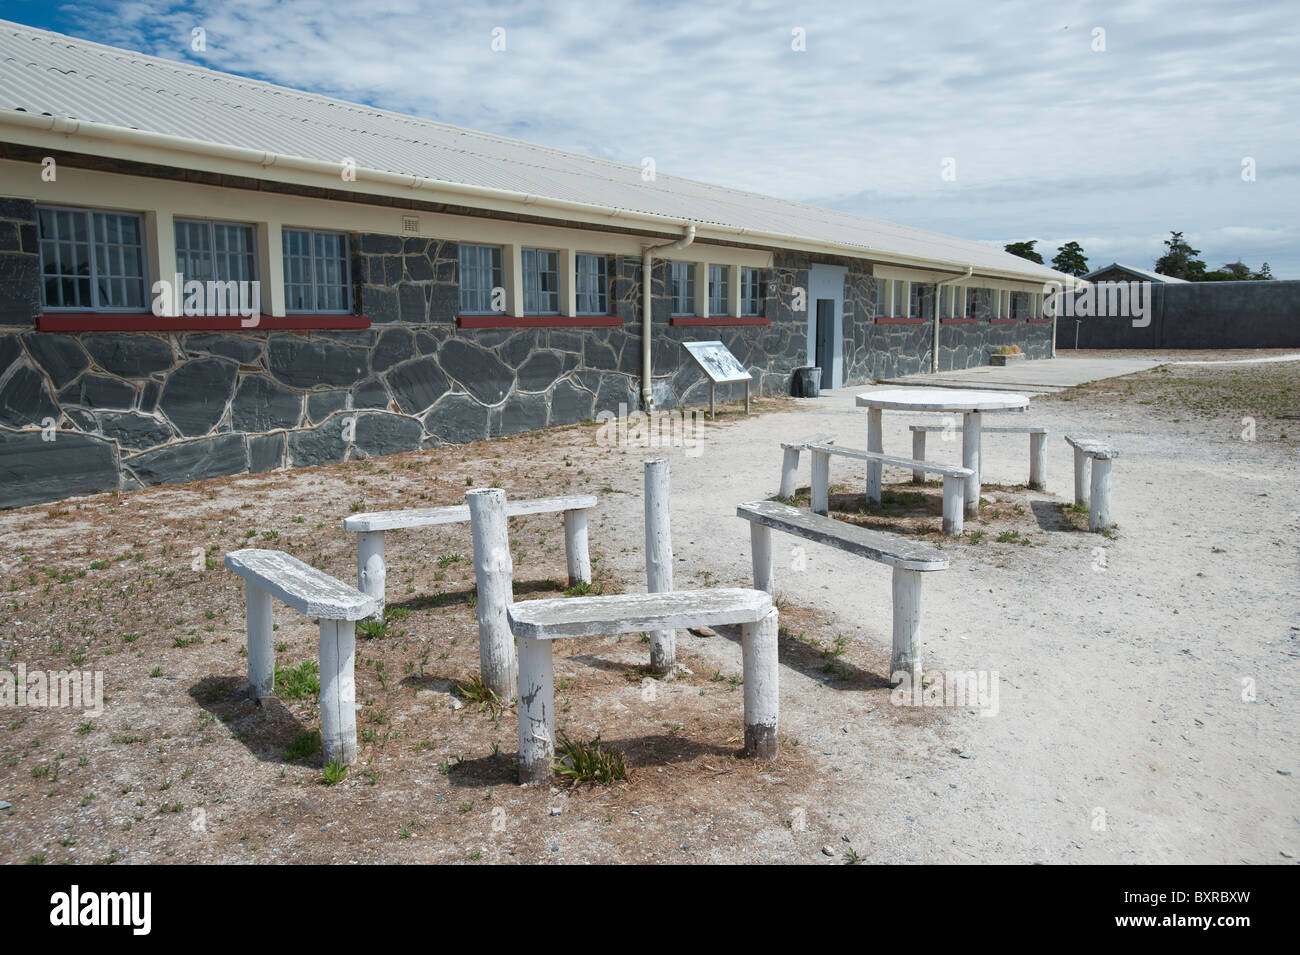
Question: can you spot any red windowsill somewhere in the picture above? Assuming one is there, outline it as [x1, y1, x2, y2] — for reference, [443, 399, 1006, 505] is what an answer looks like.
[669, 315, 771, 327]
[939, 317, 979, 324]
[36, 312, 370, 332]
[875, 317, 926, 325]
[990, 318, 1022, 325]
[1027, 318, 1053, 324]
[456, 314, 622, 329]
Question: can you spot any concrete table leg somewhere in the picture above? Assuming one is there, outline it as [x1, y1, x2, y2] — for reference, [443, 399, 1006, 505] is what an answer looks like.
[962, 411, 981, 517]
[866, 407, 883, 506]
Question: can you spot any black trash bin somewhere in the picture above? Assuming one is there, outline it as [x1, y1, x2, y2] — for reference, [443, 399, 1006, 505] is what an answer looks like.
[794, 366, 821, 398]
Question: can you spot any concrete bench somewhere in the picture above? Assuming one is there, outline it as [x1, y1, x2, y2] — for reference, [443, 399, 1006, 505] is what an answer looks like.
[224, 549, 378, 765]
[909, 424, 1048, 491]
[737, 499, 948, 687]
[806, 441, 973, 536]
[1065, 436, 1119, 531]
[343, 494, 596, 617]
[777, 434, 835, 499]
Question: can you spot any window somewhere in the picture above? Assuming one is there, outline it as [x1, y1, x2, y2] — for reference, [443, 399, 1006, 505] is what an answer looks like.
[522, 248, 560, 314]
[575, 253, 609, 315]
[741, 267, 763, 316]
[908, 282, 922, 319]
[893, 280, 906, 318]
[965, 287, 977, 317]
[175, 219, 257, 284]
[38, 206, 147, 310]
[283, 228, 351, 312]
[458, 243, 503, 314]
[874, 278, 889, 318]
[1010, 291, 1023, 320]
[708, 265, 730, 315]
[670, 262, 695, 315]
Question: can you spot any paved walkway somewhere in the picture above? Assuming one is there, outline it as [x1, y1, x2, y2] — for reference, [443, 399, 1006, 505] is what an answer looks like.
[879, 355, 1162, 394]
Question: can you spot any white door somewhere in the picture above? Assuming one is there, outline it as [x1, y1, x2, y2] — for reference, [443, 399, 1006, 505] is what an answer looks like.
[807, 264, 847, 389]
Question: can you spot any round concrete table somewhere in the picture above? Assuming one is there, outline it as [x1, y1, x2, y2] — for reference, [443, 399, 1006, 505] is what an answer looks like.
[855, 388, 1030, 516]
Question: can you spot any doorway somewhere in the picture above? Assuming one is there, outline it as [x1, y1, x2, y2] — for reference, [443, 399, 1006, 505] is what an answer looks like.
[807, 264, 846, 389]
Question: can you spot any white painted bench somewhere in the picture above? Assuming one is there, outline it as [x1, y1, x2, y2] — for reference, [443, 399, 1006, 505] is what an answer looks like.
[508, 588, 778, 784]
[737, 499, 948, 687]
[1065, 436, 1119, 531]
[224, 549, 378, 765]
[806, 441, 974, 536]
[343, 494, 597, 618]
[777, 434, 836, 498]
[909, 424, 1048, 491]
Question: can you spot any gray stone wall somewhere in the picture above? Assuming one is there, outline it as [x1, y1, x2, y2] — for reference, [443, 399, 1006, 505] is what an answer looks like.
[1, 209, 1054, 509]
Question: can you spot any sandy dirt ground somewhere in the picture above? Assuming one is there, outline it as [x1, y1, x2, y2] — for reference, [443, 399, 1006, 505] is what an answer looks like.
[0, 352, 1296, 864]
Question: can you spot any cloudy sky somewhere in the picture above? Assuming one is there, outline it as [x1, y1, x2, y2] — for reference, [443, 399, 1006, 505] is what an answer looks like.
[4, 0, 1296, 276]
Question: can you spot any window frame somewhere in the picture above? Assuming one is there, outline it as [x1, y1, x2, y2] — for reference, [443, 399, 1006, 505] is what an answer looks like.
[36, 204, 148, 312]
[457, 242, 504, 316]
[282, 227, 353, 314]
[740, 267, 763, 317]
[575, 252, 610, 316]
[521, 247, 561, 315]
[670, 261, 696, 316]
[174, 217, 259, 285]
[707, 264, 729, 316]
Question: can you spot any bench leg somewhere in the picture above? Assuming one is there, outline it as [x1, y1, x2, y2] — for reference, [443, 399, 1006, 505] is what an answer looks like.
[941, 475, 964, 536]
[962, 412, 981, 517]
[644, 459, 676, 674]
[319, 619, 357, 766]
[355, 531, 386, 620]
[467, 488, 519, 702]
[911, 430, 927, 483]
[742, 606, 780, 759]
[810, 449, 830, 516]
[750, 523, 774, 595]
[778, 447, 800, 499]
[562, 508, 592, 586]
[891, 568, 923, 690]
[517, 634, 554, 785]
[866, 407, 883, 506]
[1073, 448, 1089, 507]
[1089, 458, 1113, 531]
[1028, 432, 1047, 491]
[244, 582, 275, 699]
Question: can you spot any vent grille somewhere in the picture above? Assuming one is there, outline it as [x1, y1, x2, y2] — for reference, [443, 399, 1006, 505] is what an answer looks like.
[401, 216, 420, 234]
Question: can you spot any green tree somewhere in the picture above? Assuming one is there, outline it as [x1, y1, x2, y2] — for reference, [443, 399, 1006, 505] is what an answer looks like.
[1051, 241, 1089, 276]
[1153, 231, 1206, 280]
[1004, 240, 1043, 264]
[1254, 262, 1273, 280]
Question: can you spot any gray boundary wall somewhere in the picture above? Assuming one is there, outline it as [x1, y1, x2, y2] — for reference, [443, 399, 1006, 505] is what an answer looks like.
[1055, 280, 1300, 350]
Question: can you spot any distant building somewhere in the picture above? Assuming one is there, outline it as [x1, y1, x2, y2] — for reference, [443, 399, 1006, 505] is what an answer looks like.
[1081, 263, 1190, 285]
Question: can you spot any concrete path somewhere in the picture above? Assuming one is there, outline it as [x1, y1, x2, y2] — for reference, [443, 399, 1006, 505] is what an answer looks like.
[879, 355, 1162, 393]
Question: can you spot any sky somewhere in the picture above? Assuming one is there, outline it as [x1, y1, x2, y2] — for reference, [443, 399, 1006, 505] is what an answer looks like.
[2, 0, 1296, 277]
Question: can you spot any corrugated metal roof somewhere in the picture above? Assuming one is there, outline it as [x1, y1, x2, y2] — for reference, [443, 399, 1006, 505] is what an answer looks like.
[1082, 262, 1189, 283]
[0, 20, 1068, 282]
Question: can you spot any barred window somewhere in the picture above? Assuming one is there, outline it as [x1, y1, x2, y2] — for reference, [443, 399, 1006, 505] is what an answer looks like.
[875, 278, 890, 317]
[175, 219, 257, 284]
[670, 262, 695, 315]
[708, 264, 729, 315]
[458, 244, 503, 314]
[893, 280, 907, 318]
[38, 206, 147, 310]
[575, 253, 608, 315]
[741, 267, 763, 316]
[283, 228, 351, 312]
[522, 248, 560, 314]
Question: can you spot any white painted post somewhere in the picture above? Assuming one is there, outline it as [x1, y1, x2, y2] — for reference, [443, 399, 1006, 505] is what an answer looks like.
[1089, 458, 1112, 531]
[891, 568, 923, 690]
[1073, 448, 1089, 507]
[962, 411, 981, 517]
[778, 447, 800, 499]
[744, 379, 751, 414]
[866, 407, 883, 505]
[355, 531, 386, 620]
[941, 475, 964, 536]
[319, 619, 357, 765]
[810, 449, 830, 516]
[516, 634, 554, 785]
[562, 508, 591, 586]
[750, 523, 774, 595]
[1029, 432, 1047, 491]
[466, 488, 519, 701]
[245, 582, 274, 699]
[911, 430, 927, 483]
[742, 606, 780, 759]
[644, 458, 675, 674]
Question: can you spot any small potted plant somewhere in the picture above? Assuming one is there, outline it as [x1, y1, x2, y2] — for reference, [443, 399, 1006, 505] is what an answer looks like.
[989, 344, 1024, 366]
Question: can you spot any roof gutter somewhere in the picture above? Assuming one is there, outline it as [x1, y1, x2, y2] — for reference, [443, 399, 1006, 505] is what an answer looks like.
[640, 224, 695, 410]
[930, 266, 973, 373]
[0, 110, 1077, 287]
